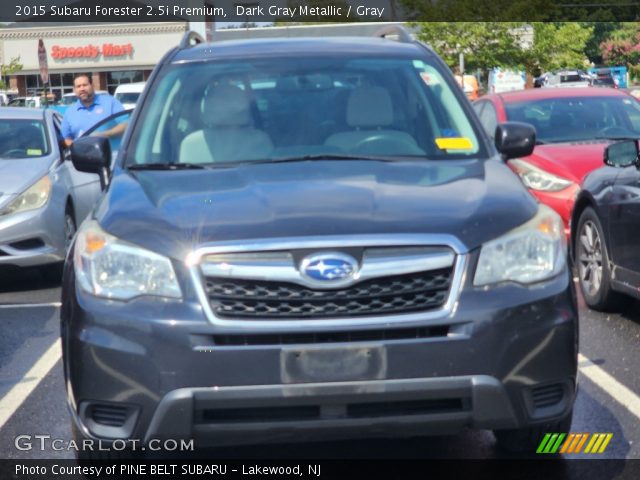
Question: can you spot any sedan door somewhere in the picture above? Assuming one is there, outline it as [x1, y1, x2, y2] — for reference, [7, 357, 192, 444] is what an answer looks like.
[607, 162, 640, 285]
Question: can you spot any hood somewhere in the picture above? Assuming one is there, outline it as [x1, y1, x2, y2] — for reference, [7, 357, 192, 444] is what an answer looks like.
[0, 157, 51, 203]
[96, 159, 538, 261]
[525, 142, 609, 183]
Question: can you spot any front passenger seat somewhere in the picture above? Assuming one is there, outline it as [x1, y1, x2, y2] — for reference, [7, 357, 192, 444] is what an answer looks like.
[180, 84, 273, 164]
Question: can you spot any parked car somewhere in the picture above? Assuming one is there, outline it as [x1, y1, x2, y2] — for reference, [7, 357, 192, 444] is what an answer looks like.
[572, 140, 640, 311]
[0, 107, 103, 278]
[61, 28, 577, 458]
[114, 82, 146, 109]
[543, 70, 590, 89]
[474, 87, 640, 236]
[589, 76, 617, 89]
[8, 96, 42, 108]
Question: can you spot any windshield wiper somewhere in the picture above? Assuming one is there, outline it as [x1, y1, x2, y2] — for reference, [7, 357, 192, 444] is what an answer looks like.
[592, 136, 639, 141]
[127, 162, 208, 170]
[243, 154, 424, 165]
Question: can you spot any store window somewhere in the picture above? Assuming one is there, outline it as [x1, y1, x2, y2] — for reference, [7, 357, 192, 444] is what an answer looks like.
[24, 73, 78, 102]
[106, 70, 144, 94]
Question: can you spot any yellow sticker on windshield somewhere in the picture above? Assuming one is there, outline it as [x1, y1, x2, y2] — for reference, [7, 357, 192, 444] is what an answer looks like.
[26, 149, 42, 156]
[435, 138, 473, 150]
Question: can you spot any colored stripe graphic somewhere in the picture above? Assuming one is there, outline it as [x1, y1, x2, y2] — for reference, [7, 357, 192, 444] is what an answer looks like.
[537, 433, 565, 453]
[539, 433, 612, 454]
[537, 433, 552, 453]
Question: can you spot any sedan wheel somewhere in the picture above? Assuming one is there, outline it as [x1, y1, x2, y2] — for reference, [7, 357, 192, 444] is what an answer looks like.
[576, 207, 617, 311]
[578, 220, 603, 297]
[64, 209, 77, 255]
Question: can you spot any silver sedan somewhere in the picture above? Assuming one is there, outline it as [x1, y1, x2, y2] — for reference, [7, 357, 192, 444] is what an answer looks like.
[0, 107, 101, 278]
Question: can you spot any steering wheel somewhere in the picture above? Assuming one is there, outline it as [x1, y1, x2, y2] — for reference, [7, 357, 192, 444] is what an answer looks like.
[1, 149, 25, 157]
[352, 136, 422, 155]
[598, 126, 634, 137]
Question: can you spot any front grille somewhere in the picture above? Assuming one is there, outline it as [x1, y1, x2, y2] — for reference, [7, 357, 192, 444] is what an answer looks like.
[89, 404, 129, 427]
[205, 268, 453, 319]
[531, 384, 564, 409]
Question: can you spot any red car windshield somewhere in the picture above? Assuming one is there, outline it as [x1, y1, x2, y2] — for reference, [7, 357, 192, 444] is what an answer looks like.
[504, 96, 640, 143]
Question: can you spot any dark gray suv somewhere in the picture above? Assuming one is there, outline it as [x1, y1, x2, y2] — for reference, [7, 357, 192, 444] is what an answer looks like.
[62, 27, 577, 457]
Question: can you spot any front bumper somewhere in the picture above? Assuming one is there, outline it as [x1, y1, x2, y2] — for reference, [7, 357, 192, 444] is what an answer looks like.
[62, 257, 578, 447]
[0, 202, 65, 267]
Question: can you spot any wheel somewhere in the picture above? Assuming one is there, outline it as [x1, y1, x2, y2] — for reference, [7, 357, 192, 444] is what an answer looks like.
[598, 126, 634, 138]
[575, 207, 619, 311]
[63, 206, 77, 256]
[494, 408, 573, 454]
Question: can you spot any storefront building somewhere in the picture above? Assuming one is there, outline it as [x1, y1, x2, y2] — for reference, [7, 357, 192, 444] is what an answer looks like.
[0, 22, 188, 99]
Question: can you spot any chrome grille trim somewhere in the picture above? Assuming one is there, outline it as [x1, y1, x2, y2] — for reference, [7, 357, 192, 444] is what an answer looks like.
[200, 248, 455, 290]
[187, 234, 469, 330]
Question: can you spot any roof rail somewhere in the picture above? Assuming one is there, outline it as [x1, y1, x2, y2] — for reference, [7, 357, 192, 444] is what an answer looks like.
[374, 25, 412, 43]
[179, 31, 205, 49]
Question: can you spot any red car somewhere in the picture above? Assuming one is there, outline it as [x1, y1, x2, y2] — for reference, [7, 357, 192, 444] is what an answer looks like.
[474, 88, 640, 236]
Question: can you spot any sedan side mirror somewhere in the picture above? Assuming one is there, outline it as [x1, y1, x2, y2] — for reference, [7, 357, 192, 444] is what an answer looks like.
[494, 122, 536, 160]
[70, 136, 112, 190]
[604, 139, 639, 168]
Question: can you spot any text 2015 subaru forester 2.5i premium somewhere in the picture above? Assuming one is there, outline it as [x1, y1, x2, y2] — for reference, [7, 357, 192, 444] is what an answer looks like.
[61, 28, 578, 456]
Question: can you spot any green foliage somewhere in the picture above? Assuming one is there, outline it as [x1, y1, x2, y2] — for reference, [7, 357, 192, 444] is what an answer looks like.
[411, 22, 593, 77]
[1, 56, 22, 76]
[0, 56, 23, 90]
[412, 22, 526, 72]
[581, 22, 620, 65]
[525, 23, 593, 74]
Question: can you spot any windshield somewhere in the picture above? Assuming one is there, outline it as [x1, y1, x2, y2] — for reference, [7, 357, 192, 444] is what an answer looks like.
[0, 119, 49, 158]
[593, 78, 614, 86]
[127, 55, 483, 166]
[505, 96, 640, 143]
[560, 74, 582, 83]
[115, 92, 140, 105]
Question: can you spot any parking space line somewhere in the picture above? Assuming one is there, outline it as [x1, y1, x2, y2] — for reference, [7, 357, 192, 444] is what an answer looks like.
[0, 339, 61, 430]
[0, 302, 62, 309]
[578, 353, 640, 420]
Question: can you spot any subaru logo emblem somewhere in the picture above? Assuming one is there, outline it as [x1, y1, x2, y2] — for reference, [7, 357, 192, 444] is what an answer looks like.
[300, 252, 358, 286]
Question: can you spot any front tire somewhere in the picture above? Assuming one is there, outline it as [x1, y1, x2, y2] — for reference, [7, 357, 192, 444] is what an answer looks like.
[575, 207, 619, 311]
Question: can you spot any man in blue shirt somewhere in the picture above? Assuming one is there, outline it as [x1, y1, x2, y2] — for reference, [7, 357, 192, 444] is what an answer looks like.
[61, 73, 124, 146]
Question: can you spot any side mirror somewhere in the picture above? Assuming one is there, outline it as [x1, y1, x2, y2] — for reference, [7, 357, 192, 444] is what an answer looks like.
[494, 122, 536, 160]
[70, 136, 112, 190]
[604, 139, 639, 168]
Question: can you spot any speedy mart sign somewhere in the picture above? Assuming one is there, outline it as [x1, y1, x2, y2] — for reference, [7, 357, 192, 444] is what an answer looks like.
[51, 43, 133, 60]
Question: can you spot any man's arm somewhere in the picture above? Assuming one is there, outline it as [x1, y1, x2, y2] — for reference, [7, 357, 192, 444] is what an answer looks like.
[61, 113, 74, 147]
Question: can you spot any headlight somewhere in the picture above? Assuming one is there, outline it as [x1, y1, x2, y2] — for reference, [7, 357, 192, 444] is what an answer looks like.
[474, 204, 566, 286]
[73, 220, 182, 301]
[0, 175, 51, 216]
[510, 159, 574, 192]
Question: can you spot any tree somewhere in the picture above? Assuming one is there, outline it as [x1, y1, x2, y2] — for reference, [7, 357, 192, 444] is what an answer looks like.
[524, 23, 593, 75]
[410, 22, 526, 72]
[0, 56, 23, 90]
[581, 22, 620, 65]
